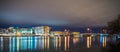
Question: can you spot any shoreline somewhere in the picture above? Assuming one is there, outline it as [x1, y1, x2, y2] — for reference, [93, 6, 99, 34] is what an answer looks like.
[0, 35, 72, 37]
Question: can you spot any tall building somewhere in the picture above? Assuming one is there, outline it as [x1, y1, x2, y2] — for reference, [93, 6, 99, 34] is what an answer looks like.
[33, 26, 51, 36]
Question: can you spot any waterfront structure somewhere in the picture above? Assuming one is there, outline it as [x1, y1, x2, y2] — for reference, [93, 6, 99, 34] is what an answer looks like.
[72, 32, 80, 37]
[0, 27, 14, 34]
[13, 28, 33, 35]
[0, 28, 2, 34]
[72, 32, 80, 35]
[2, 29, 9, 34]
[33, 26, 51, 36]
[16, 31, 21, 36]
[51, 31, 64, 36]
[64, 29, 70, 35]
[8, 27, 14, 33]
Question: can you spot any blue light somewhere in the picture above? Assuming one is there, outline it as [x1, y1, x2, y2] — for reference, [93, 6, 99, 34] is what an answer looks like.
[100, 34, 108, 36]
[100, 36, 103, 44]
[21, 37, 28, 50]
[54, 37, 56, 48]
[117, 35, 120, 38]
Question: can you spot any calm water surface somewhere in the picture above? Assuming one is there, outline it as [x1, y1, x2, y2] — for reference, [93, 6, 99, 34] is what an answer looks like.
[0, 35, 117, 52]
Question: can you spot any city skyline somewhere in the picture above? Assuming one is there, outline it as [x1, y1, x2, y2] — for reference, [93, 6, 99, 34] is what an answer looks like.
[0, 0, 120, 28]
[0, 26, 104, 33]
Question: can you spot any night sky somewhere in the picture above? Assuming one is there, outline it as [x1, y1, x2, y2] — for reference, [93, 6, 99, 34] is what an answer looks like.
[0, 0, 120, 32]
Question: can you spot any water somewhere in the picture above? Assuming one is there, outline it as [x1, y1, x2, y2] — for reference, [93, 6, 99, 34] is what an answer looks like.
[0, 35, 118, 52]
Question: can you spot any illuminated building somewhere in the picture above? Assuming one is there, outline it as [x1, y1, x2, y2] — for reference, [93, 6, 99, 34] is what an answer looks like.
[0, 28, 2, 34]
[13, 28, 33, 35]
[72, 32, 80, 35]
[16, 31, 21, 36]
[73, 38, 79, 44]
[72, 32, 80, 37]
[64, 29, 70, 35]
[51, 31, 64, 36]
[2, 29, 9, 34]
[8, 27, 14, 33]
[44, 26, 51, 35]
[33, 27, 44, 35]
[33, 26, 51, 35]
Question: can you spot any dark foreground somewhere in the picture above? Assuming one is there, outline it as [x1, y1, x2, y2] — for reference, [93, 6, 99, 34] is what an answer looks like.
[0, 35, 120, 52]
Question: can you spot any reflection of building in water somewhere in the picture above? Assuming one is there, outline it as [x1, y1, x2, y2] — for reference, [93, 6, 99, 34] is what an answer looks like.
[9, 37, 15, 52]
[16, 37, 20, 51]
[22, 37, 38, 50]
[55, 37, 58, 49]
[53, 36, 69, 50]
[0, 37, 3, 52]
[87, 36, 92, 48]
[9, 37, 39, 52]
[2, 37, 9, 52]
[100, 36, 107, 47]
[3, 36, 50, 52]
[73, 38, 79, 44]
[64, 36, 70, 51]
[20, 37, 30, 50]
[54, 36, 61, 50]
[37, 37, 42, 49]
[102, 37, 106, 47]
[58, 37, 61, 49]
[33, 26, 51, 36]
[112, 36, 117, 42]
[9, 37, 22, 52]
[42, 36, 49, 49]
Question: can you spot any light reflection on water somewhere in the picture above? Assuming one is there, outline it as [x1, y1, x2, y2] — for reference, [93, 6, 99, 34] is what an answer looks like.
[87, 36, 92, 48]
[0, 35, 117, 52]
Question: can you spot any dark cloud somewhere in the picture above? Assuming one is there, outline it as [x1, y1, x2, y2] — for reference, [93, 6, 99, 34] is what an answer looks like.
[0, 0, 120, 27]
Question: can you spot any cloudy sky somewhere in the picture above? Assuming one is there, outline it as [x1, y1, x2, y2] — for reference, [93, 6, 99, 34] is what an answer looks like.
[0, 0, 120, 27]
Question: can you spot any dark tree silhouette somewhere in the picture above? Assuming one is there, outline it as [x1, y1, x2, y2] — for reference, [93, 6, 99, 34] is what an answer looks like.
[108, 15, 120, 34]
[101, 15, 120, 52]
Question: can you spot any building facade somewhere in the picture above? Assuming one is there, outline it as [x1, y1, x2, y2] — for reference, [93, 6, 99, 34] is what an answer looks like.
[72, 32, 80, 35]
[13, 28, 33, 35]
[33, 26, 51, 36]
[51, 31, 64, 35]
